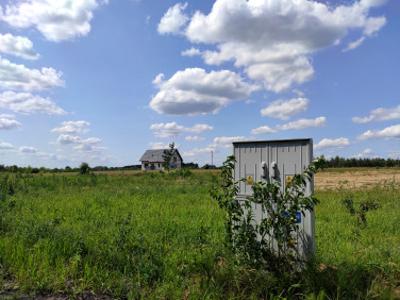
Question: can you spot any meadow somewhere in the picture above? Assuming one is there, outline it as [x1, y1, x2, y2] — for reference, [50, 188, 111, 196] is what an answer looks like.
[0, 169, 399, 299]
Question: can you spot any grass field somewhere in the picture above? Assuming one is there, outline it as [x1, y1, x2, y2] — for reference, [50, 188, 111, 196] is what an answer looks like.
[0, 169, 399, 299]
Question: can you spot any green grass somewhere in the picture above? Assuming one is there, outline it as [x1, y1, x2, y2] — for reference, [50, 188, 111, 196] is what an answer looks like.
[0, 171, 399, 299]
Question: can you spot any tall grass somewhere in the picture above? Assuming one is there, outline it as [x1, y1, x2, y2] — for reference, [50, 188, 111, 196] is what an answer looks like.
[0, 171, 399, 299]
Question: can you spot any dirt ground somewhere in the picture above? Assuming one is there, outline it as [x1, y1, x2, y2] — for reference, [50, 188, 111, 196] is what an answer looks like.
[315, 168, 400, 190]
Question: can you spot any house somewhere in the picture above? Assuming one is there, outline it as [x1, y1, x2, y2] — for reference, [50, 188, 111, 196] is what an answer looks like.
[139, 149, 183, 171]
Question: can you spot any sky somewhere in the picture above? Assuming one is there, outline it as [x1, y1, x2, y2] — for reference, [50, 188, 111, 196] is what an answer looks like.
[0, 0, 399, 168]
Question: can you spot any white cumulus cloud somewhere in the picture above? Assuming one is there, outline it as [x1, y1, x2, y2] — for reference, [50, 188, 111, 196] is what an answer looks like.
[212, 136, 246, 148]
[261, 97, 309, 120]
[181, 47, 201, 57]
[0, 0, 108, 42]
[158, 2, 189, 35]
[354, 148, 376, 158]
[150, 68, 258, 115]
[314, 137, 350, 150]
[57, 134, 82, 145]
[0, 140, 14, 150]
[161, 0, 387, 92]
[276, 116, 326, 131]
[183, 146, 215, 157]
[52, 121, 90, 134]
[149, 142, 179, 150]
[19, 146, 37, 154]
[0, 57, 63, 91]
[52, 120, 105, 154]
[150, 121, 213, 138]
[352, 105, 400, 123]
[358, 124, 400, 140]
[0, 33, 39, 60]
[251, 116, 325, 135]
[0, 113, 21, 130]
[56, 134, 103, 152]
[251, 125, 276, 135]
[0, 91, 66, 115]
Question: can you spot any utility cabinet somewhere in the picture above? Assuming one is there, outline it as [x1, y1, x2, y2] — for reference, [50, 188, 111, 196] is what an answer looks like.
[232, 138, 315, 258]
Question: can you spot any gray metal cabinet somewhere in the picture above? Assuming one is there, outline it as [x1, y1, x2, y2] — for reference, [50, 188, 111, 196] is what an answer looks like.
[233, 138, 315, 258]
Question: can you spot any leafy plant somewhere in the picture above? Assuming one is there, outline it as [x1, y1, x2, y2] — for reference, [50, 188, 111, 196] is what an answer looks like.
[79, 162, 90, 175]
[342, 197, 380, 232]
[211, 155, 325, 274]
[162, 142, 175, 172]
[0, 174, 17, 202]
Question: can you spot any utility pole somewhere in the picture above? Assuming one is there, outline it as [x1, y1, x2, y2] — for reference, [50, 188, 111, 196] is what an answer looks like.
[211, 150, 214, 166]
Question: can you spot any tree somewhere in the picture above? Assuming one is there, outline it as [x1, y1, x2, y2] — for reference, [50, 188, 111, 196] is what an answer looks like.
[211, 156, 325, 274]
[162, 142, 175, 171]
[79, 162, 90, 175]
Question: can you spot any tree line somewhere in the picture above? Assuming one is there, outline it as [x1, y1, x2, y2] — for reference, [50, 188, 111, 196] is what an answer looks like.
[322, 156, 400, 168]
[1, 156, 399, 174]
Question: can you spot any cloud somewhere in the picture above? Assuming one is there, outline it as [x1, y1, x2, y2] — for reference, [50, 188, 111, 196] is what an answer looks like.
[183, 146, 215, 157]
[35, 151, 61, 160]
[354, 148, 376, 158]
[150, 68, 258, 115]
[0, 33, 39, 60]
[56, 134, 103, 153]
[19, 146, 37, 154]
[343, 36, 366, 52]
[0, 57, 63, 91]
[314, 137, 350, 150]
[388, 151, 400, 159]
[161, 0, 387, 92]
[0, 91, 66, 115]
[149, 142, 178, 149]
[183, 136, 246, 160]
[75, 138, 103, 152]
[152, 73, 164, 86]
[358, 124, 400, 140]
[158, 2, 188, 35]
[343, 14, 386, 51]
[260, 97, 309, 120]
[212, 136, 246, 148]
[352, 105, 400, 123]
[0, 114, 21, 130]
[251, 116, 325, 135]
[150, 121, 213, 138]
[57, 134, 82, 145]
[57, 134, 101, 145]
[0, 0, 108, 42]
[185, 135, 205, 142]
[251, 125, 276, 135]
[0, 140, 14, 150]
[52, 121, 90, 134]
[181, 47, 201, 57]
[52, 120, 105, 155]
[276, 116, 326, 131]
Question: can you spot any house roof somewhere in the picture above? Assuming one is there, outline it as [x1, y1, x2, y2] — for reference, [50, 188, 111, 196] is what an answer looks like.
[140, 149, 183, 163]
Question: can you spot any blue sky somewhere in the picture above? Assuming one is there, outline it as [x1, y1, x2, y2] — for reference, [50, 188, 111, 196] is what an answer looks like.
[0, 0, 399, 167]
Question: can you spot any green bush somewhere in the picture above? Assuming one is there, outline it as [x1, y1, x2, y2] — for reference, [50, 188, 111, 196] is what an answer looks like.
[79, 162, 90, 175]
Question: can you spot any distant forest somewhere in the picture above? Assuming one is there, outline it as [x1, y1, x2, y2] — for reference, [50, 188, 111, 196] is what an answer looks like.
[322, 156, 400, 168]
[0, 157, 399, 173]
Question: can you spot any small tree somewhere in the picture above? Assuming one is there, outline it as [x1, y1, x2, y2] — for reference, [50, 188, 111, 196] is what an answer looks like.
[162, 142, 175, 172]
[79, 162, 90, 175]
[342, 197, 379, 238]
[211, 155, 325, 274]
